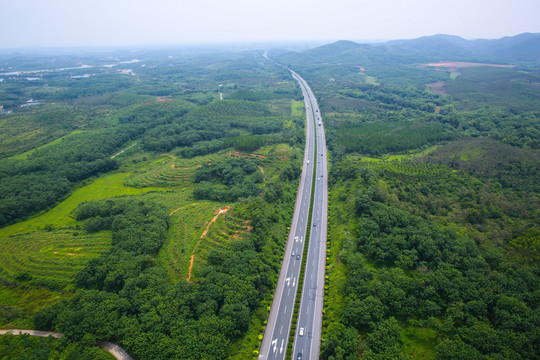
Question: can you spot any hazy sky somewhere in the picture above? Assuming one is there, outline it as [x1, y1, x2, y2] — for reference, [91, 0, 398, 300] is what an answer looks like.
[1, 0, 539, 48]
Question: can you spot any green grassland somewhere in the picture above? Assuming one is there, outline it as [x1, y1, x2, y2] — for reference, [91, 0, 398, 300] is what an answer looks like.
[291, 100, 305, 116]
[124, 151, 231, 188]
[158, 200, 224, 282]
[0, 173, 165, 327]
[0, 230, 111, 290]
[0, 173, 161, 237]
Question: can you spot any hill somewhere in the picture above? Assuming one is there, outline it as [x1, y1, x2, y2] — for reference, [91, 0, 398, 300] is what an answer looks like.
[277, 33, 540, 66]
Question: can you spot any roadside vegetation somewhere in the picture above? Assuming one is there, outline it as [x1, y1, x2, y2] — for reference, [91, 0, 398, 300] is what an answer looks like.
[0, 49, 304, 359]
[277, 39, 539, 360]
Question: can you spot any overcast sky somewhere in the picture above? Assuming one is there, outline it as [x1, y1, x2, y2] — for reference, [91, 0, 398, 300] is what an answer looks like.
[1, 0, 539, 48]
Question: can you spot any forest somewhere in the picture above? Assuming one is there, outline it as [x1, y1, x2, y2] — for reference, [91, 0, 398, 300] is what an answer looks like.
[1, 35, 539, 360]
[0, 49, 304, 359]
[275, 35, 539, 360]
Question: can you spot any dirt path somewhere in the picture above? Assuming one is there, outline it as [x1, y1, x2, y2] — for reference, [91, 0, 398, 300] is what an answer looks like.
[169, 202, 197, 216]
[0, 329, 133, 360]
[110, 142, 137, 159]
[186, 206, 230, 282]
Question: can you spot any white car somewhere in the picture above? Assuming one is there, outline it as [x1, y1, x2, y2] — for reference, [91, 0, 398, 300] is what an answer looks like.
[299, 327, 304, 336]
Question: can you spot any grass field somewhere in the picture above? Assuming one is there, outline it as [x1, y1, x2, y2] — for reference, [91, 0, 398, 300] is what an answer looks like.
[157, 201, 223, 282]
[291, 100, 305, 116]
[0, 286, 68, 328]
[124, 152, 230, 188]
[0, 172, 165, 327]
[0, 173, 162, 237]
[401, 325, 438, 360]
[0, 229, 111, 290]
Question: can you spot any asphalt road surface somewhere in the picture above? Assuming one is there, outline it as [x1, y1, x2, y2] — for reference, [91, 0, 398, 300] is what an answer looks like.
[260, 55, 327, 360]
[291, 73, 328, 360]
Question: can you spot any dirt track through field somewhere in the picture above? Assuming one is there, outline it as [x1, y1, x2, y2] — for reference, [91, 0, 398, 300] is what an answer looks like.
[169, 202, 197, 216]
[186, 206, 230, 282]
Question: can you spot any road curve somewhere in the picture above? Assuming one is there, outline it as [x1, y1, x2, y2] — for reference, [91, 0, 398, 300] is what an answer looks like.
[0, 329, 134, 360]
[260, 54, 327, 360]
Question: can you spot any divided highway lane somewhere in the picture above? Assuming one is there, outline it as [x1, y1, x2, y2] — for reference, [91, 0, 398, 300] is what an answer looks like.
[292, 75, 328, 360]
[259, 69, 317, 360]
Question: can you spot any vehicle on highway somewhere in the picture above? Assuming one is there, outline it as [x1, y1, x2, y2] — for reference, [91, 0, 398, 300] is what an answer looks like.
[307, 160, 310, 165]
[299, 327, 304, 336]
[313, 223, 316, 227]
[296, 254, 300, 260]
[297, 353, 302, 359]
[292, 251, 295, 256]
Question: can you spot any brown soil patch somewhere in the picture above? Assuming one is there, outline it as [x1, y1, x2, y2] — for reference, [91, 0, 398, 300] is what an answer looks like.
[157, 98, 172, 103]
[186, 206, 230, 282]
[200, 206, 230, 238]
[171, 164, 175, 168]
[186, 255, 195, 282]
[161, 153, 176, 159]
[244, 220, 253, 233]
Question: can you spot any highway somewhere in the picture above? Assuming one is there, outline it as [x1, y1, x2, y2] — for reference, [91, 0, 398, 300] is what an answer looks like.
[291, 73, 328, 360]
[260, 54, 327, 360]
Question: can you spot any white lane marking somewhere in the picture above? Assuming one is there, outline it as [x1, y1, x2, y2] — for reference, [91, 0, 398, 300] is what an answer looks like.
[272, 338, 277, 353]
[284, 305, 287, 314]
[280, 340, 284, 354]
[285, 277, 290, 286]
[280, 326, 283, 335]
[293, 277, 296, 287]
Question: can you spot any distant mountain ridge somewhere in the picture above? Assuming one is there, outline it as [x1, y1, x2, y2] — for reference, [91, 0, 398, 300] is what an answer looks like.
[276, 33, 540, 65]
[382, 33, 540, 62]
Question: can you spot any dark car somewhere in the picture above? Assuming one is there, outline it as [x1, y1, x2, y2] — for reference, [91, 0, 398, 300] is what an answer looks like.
[297, 353, 302, 360]
[296, 254, 300, 260]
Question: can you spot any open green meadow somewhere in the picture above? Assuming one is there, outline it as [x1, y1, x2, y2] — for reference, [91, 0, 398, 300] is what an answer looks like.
[0, 172, 162, 236]
[0, 229, 111, 290]
[0, 172, 166, 327]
